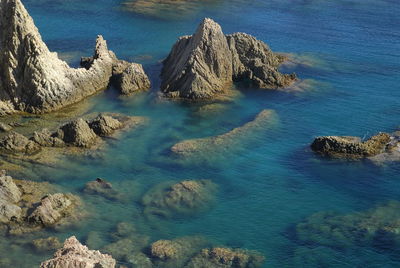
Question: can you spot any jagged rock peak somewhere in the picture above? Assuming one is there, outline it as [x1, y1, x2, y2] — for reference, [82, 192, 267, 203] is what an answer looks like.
[40, 236, 116, 268]
[161, 18, 296, 99]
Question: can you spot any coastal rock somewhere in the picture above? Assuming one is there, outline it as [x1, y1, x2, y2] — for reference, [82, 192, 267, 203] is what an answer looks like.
[295, 201, 400, 250]
[0, 201, 21, 223]
[0, 173, 21, 203]
[84, 178, 122, 200]
[88, 115, 123, 136]
[311, 133, 391, 159]
[0, 132, 41, 155]
[40, 236, 116, 268]
[171, 109, 276, 156]
[113, 61, 151, 95]
[32, 128, 65, 147]
[161, 18, 233, 99]
[32, 236, 62, 252]
[186, 247, 265, 268]
[59, 119, 98, 148]
[28, 193, 78, 227]
[161, 18, 296, 99]
[0, 122, 11, 132]
[142, 180, 217, 218]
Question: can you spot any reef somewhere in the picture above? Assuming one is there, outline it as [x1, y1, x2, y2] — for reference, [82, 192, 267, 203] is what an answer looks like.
[40, 236, 116, 268]
[0, 171, 82, 235]
[311, 132, 395, 159]
[0, 0, 150, 115]
[161, 18, 296, 99]
[142, 179, 217, 218]
[295, 201, 400, 251]
[171, 109, 277, 156]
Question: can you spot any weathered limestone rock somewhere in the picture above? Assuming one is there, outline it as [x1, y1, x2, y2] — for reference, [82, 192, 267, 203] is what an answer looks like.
[161, 18, 233, 99]
[28, 193, 78, 227]
[32, 128, 65, 147]
[142, 180, 217, 218]
[112, 61, 151, 95]
[161, 18, 296, 99]
[32, 236, 62, 252]
[0, 131, 41, 155]
[40, 236, 116, 268]
[186, 247, 265, 268]
[171, 109, 276, 156]
[311, 132, 391, 159]
[88, 114, 123, 136]
[59, 119, 98, 148]
[0, 172, 21, 223]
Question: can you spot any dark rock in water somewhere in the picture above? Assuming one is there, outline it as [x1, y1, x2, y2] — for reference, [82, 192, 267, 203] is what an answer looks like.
[0, 131, 41, 155]
[0, 122, 11, 132]
[84, 178, 122, 201]
[32, 236, 62, 252]
[295, 201, 400, 251]
[88, 115, 123, 136]
[186, 247, 265, 268]
[40, 236, 116, 268]
[112, 60, 151, 95]
[28, 193, 78, 227]
[311, 132, 391, 159]
[161, 18, 296, 99]
[227, 33, 296, 88]
[142, 180, 217, 218]
[161, 18, 233, 99]
[59, 119, 98, 148]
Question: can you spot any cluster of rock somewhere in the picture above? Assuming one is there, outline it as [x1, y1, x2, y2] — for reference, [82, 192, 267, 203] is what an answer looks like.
[0, 0, 150, 115]
[295, 201, 400, 251]
[161, 18, 296, 99]
[0, 114, 139, 156]
[41, 233, 265, 268]
[171, 109, 276, 156]
[311, 132, 394, 159]
[142, 179, 217, 218]
[0, 171, 80, 235]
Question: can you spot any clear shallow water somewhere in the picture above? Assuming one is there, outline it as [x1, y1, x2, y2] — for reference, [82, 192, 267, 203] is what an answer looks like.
[2, 0, 400, 267]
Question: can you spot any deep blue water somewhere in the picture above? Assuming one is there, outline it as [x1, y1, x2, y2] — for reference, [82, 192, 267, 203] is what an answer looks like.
[3, 0, 400, 267]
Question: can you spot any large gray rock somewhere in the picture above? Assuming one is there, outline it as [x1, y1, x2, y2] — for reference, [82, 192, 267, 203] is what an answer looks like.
[59, 119, 98, 148]
[0, 172, 22, 223]
[112, 61, 151, 95]
[161, 18, 296, 99]
[40, 236, 116, 268]
[0, 0, 115, 114]
[0, 131, 41, 155]
[161, 18, 233, 99]
[88, 114, 123, 136]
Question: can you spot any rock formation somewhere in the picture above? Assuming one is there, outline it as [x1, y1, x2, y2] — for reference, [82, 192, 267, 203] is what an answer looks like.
[40, 236, 116, 268]
[112, 60, 151, 95]
[0, 0, 150, 115]
[142, 180, 217, 218]
[311, 132, 392, 159]
[161, 18, 296, 99]
[171, 109, 276, 156]
[0, 172, 22, 223]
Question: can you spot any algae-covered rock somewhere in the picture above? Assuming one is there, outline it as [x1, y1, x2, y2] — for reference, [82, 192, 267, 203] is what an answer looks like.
[84, 178, 122, 201]
[32, 236, 62, 252]
[0, 132, 41, 155]
[40, 236, 116, 268]
[142, 180, 217, 218]
[311, 133, 391, 159]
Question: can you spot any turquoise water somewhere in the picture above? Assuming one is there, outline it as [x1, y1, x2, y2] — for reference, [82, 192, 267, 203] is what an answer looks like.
[3, 0, 400, 267]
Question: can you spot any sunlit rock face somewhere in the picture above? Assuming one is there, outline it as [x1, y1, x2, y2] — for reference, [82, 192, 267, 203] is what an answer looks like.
[161, 18, 296, 99]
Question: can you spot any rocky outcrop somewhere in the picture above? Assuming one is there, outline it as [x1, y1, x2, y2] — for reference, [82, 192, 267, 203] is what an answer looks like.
[112, 60, 151, 95]
[171, 109, 276, 156]
[40, 236, 116, 268]
[161, 18, 296, 99]
[0, 0, 150, 115]
[0, 172, 22, 223]
[88, 114, 123, 136]
[311, 132, 391, 159]
[28, 193, 78, 227]
[59, 119, 98, 148]
[0, 132, 41, 155]
[142, 180, 217, 218]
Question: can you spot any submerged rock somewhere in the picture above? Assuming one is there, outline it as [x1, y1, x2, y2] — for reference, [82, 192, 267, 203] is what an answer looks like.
[186, 247, 265, 268]
[311, 132, 391, 159]
[112, 61, 151, 95]
[0, 0, 150, 115]
[32, 236, 62, 252]
[171, 109, 276, 156]
[161, 18, 296, 99]
[40, 236, 116, 268]
[84, 178, 122, 201]
[295, 201, 400, 250]
[142, 180, 217, 218]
